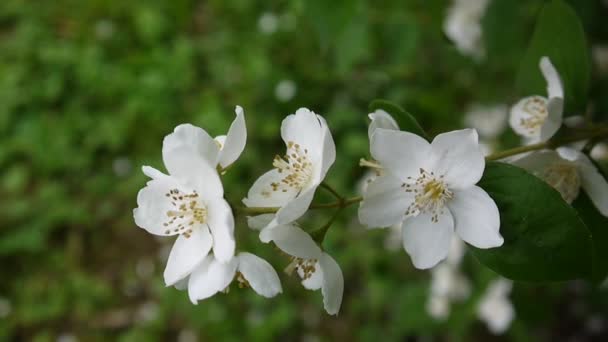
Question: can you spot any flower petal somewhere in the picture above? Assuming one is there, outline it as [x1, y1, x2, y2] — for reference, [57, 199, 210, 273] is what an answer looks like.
[539, 97, 563, 142]
[206, 199, 235, 262]
[264, 224, 321, 259]
[281, 108, 324, 164]
[319, 253, 344, 315]
[237, 252, 282, 298]
[429, 129, 485, 189]
[163, 146, 224, 200]
[540, 56, 564, 99]
[247, 214, 276, 231]
[275, 186, 316, 225]
[511, 149, 562, 172]
[242, 169, 299, 208]
[370, 128, 431, 181]
[447, 186, 503, 248]
[134, 176, 185, 236]
[142, 165, 168, 180]
[317, 114, 336, 180]
[217, 106, 247, 169]
[358, 174, 414, 228]
[368, 109, 399, 141]
[577, 154, 608, 216]
[163, 124, 219, 167]
[402, 210, 454, 269]
[163, 225, 212, 286]
[509, 96, 547, 139]
[301, 263, 324, 290]
[188, 257, 238, 304]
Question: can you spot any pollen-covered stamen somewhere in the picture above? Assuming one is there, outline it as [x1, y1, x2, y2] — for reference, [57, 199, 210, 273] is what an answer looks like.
[163, 188, 207, 238]
[540, 162, 581, 204]
[235, 272, 250, 289]
[403, 168, 453, 222]
[519, 96, 548, 135]
[285, 257, 318, 280]
[270, 141, 313, 194]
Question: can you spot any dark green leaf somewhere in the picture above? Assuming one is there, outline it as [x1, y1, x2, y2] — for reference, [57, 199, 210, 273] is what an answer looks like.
[472, 162, 593, 282]
[516, 0, 590, 115]
[573, 192, 608, 283]
[368, 99, 428, 139]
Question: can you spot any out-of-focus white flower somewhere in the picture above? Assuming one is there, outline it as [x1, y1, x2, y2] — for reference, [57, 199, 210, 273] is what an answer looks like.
[591, 143, 608, 161]
[359, 128, 503, 269]
[464, 104, 508, 139]
[0, 297, 11, 318]
[57, 333, 78, 342]
[275, 80, 297, 102]
[512, 147, 608, 215]
[177, 330, 198, 342]
[443, 0, 490, 59]
[113, 157, 133, 177]
[426, 238, 471, 320]
[510, 57, 564, 143]
[248, 215, 344, 315]
[258, 12, 279, 34]
[477, 278, 515, 335]
[188, 252, 282, 303]
[244, 108, 335, 241]
[593, 45, 608, 75]
[135, 301, 160, 323]
[95, 19, 115, 40]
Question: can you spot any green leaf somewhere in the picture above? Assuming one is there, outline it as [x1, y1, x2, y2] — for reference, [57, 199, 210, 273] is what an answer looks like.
[516, 0, 591, 115]
[472, 162, 593, 282]
[573, 193, 608, 283]
[368, 99, 428, 139]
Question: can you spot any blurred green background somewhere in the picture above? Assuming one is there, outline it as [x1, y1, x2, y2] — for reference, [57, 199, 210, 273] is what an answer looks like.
[2, 0, 608, 340]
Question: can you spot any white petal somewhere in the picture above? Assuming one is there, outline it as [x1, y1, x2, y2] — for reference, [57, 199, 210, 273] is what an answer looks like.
[578, 154, 608, 216]
[370, 128, 431, 181]
[429, 129, 485, 189]
[237, 252, 282, 298]
[511, 149, 562, 172]
[174, 277, 189, 291]
[242, 169, 299, 208]
[163, 226, 212, 286]
[540, 56, 564, 99]
[358, 174, 414, 228]
[188, 257, 238, 304]
[275, 186, 316, 225]
[317, 115, 336, 180]
[539, 97, 563, 142]
[264, 224, 322, 259]
[134, 176, 185, 236]
[281, 108, 324, 164]
[206, 199, 235, 262]
[247, 214, 276, 231]
[301, 262, 324, 290]
[447, 186, 503, 248]
[319, 253, 344, 315]
[509, 96, 547, 139]
[163, 146, 223, 200]
[368, 109, 399, 141]
[402, 210, 454, 269]
[217, 106, 247, 169]
[142, 165, 167, 180]
[163, 124, 219, 167]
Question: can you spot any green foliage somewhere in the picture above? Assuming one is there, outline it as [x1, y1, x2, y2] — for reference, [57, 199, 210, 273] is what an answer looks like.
[516, 0, 591, 115]
[473, 162, 593, 281]
[573, 193, 608, 282]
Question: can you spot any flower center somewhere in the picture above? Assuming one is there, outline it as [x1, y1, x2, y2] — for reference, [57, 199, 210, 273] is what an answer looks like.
[271, 141, 313, 193]
[163, 188, 207, 238]
[539, 162, 580, 204]
[285, 257, 318, 280]
[519, 96, 548, 135]
[404, 168, 453, 222]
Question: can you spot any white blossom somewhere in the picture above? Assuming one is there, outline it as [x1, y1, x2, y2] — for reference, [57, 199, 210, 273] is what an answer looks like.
[477, 278, 515, 335]
[275, 80, 297, 102]
[258, 12, 279, 34]
[443, 0, 490, 59]
[248, 214, 344, 315]
[464, 104, 508, 139]
[244, 108, 336, 242]
[359, 128, 503, 269]
[188, 252, 282, 303]
[509, 57, 564, 143]
[512, 147, 608, 215]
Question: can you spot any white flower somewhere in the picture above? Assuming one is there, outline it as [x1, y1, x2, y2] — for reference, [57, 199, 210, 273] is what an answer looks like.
[248, 215, 344, 315]
[509, 57, 564, 143]
[243, 108, 336, 242]
[426, 238, 471, 320]
[443, 0, 490, 59]
[463, 104, 508, 139]
[258, 12, 279, 35]
[188, 252, 282, 303]
[512, 147, 608, 214]
[275, 80, 297, 102]
[134, 108, 246, 286]
[477, 278, 515, 335]
[368, 109, 399, 140]
[359, 128, 503, 269]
